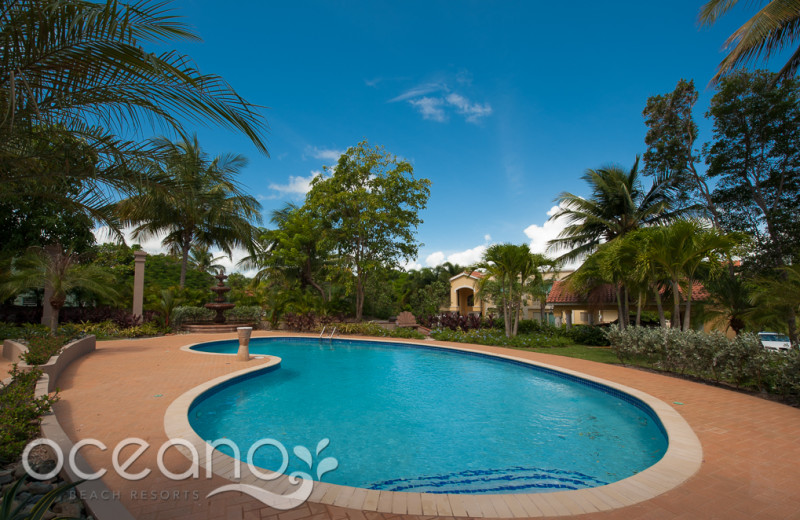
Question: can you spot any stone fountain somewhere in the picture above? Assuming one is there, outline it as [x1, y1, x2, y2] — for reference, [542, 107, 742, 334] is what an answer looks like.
[181, 271, 254, 333]
[205, 271, 236, 323]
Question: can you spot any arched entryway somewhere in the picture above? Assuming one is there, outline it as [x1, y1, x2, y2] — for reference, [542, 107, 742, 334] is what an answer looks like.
[456, 287, 475, 315]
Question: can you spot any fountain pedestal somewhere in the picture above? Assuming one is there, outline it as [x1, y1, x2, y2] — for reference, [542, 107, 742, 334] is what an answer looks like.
[237, 327, 252, 361]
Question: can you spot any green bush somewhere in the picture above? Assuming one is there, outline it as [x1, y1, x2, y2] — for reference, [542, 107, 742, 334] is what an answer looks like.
[0, 366, 59, 463]
[313, 322, 426, 340]
[21, 336, 68, 365]
[172, 306, 214, 327]
[71, 319, 166, 339]
[226, 305, 263, 323]
[568, 325, 610, 346]
[430, 328, 572, 348]
[605, 325, 800, 395]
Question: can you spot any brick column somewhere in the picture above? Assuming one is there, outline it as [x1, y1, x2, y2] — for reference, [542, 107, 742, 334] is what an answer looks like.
[132, 251, 147, 319]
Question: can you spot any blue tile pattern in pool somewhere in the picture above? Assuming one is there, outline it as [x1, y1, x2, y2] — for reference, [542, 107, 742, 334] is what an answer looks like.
[189, 337, 668, 494]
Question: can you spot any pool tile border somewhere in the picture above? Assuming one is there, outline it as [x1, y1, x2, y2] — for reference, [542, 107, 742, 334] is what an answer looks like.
[166, 336, 703, 518]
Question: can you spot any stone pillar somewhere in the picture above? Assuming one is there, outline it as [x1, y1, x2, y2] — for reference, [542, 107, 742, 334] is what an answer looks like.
[132, 251, 147, 319]
[237, 327, 252, 361]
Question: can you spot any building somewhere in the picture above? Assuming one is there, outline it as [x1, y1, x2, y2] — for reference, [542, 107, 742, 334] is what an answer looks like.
[445, 271, 727, 332]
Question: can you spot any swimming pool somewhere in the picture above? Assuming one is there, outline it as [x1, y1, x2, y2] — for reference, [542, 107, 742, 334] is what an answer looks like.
[188, 337, 667, 495]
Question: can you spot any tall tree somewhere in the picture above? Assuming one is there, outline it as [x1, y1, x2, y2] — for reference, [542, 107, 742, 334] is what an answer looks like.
[644, 220, 741, 330]
[305, 141, 431, 321]
[699, 0, 800, 84]
[119, 136, 261, 288]
[476, 244, 549, 337]
[0, 0, 268, 228]
[706, 71, 800, 268]
[642, 79, 719, 226]
[242, 203, 331, 302]
[547, 157, 676, 264]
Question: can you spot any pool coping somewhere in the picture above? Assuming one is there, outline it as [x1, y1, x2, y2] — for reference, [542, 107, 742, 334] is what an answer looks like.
[165, 336, 703, 518]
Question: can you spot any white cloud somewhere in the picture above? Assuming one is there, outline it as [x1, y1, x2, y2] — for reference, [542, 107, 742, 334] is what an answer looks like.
[390, 76, 492, 124]
[408, 97, 446, 122]
[483, 234, 492, 242]
[401, 258, 423, 271]
[448, 245, 487, 267]
[423, 245, 488, 269]
[268, 171, 321, 198]
[523, 203, 581, 269]
[305, 146, 343, 163]
[445, 93, 493, 123]
[389, 82, 447, 102]
[425, 251, 446, 267]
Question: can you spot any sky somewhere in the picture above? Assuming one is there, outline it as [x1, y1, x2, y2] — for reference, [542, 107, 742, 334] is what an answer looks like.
[98, 1, 770, 273]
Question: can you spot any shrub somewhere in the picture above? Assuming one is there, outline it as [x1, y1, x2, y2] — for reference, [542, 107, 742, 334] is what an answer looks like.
[430, 328, 572, 348]
[568, 325, 610, 346]
[225, 305, 263, 323]
[21, 336, 68, 365]
[0, 366, 59, 463]
[284, 312, 317, 332]
[605, 326, 800, 395]
[172, 306, 214, 327]
[312, 322, 426, 340]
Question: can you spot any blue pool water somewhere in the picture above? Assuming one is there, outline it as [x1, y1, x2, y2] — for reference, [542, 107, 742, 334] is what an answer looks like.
[189, 338, 667, 494]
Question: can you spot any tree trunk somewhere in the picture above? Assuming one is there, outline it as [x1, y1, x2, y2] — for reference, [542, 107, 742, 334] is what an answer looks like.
[622, 285, 630, 328]
[670, 280, 682, 329]
[616, 287, 625, 330]
[683, 281, 693, 331]
[636, 291, 643, 327]
[180, 244, 190, 288]
[355, 275, 364, 321]
[48, 298, 64, 334]
[653, 286, 666, 328]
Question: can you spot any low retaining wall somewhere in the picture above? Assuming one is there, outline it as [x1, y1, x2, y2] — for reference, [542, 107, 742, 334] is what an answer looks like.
[2, 337, 28, 364]
[4, 334, 135, 520]
[6, 336, 97, 393]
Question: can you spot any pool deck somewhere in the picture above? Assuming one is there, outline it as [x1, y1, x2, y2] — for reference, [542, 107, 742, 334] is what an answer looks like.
[43, 332, 800, 520]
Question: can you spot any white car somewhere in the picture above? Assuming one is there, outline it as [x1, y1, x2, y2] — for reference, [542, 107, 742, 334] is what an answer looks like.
[758, 332, 792, 351]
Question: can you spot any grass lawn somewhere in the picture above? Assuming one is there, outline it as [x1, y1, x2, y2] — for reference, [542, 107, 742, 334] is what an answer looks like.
[514, 344, 620, 364]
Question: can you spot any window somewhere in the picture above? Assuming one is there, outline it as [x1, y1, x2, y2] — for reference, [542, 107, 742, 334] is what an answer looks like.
[580, 312, 589, 323]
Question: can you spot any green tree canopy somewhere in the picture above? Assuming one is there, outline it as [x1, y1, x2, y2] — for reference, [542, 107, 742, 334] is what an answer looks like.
[305, 141, 431, 321]
[0, 0, 267, 232]
[547, 157, 677, 264]
[118, 135, 262, 288]
[699, 0, 800, 84]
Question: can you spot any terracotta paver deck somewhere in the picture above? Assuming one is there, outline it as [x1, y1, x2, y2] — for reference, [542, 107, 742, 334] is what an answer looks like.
[50, 332, 800, 520]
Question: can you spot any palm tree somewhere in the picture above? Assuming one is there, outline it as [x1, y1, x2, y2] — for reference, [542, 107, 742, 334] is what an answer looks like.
[476, 244, 548, 337]
[700, 0, 800, 84]
[645, 220, 741, 330]
[189, 245, 226, 275]
[547, 157, 675, 264]
[0, 0, 267, 231]
[3, 246, 118, 332]
[240, 203, 331, 301]
[119, 136, 262, 288]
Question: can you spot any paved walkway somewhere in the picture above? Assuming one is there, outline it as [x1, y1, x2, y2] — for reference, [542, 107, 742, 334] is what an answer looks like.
[52, 333, 800, 520]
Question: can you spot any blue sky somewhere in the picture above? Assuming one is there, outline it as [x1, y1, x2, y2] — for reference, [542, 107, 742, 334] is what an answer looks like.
[113, 1, 766, 272]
